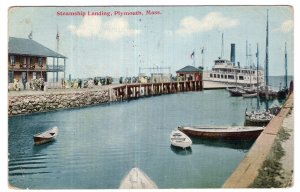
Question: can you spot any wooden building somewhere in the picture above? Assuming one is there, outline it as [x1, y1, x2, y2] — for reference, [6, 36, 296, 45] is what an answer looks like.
[8, 37, 67, 85]
[176, 65, 203, 81]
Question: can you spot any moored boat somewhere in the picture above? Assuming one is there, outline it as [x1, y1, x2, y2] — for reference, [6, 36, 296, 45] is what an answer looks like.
[244, 114, 273, 126]
[119, 167, 158, 189]
[33, 126, 58, 145]
[178, 126, 264, 139]
[277, 87, 288, 100]
[203, 38, 264, 87]
[226, 87, 246, 97]
[242, 92, 258, 98]
[170, 130, 192, 149]
[244, 106, 280, 126]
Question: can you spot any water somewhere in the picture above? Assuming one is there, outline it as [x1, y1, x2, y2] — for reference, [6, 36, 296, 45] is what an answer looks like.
[8, 89, 284, 189]
[268, 76, 294, 90]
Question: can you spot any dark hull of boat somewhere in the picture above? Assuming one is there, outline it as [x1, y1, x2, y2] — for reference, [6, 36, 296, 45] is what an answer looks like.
[277, 88, 288, 100]
[244, 119, 270, 126]
[244, 90, 257, 94]
[229, 92, 243, 97]
[33, 136, 56, 145]
[227, 90, 244, 97]
[259, 91, 278, 100]
[178, 128, 263, 139]
[227, 88, 246, 97]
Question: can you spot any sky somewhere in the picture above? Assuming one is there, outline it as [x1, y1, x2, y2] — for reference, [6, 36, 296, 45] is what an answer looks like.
[8, 6, 294, 79]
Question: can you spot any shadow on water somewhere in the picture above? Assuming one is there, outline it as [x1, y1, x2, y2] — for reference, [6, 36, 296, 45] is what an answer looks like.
[191, 137, 255, 151]
[32, 140, 56, 154]
[170, 145, 192, 156]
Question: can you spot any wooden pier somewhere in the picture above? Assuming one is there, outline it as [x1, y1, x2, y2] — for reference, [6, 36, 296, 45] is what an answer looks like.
[110, 80, 202, 101]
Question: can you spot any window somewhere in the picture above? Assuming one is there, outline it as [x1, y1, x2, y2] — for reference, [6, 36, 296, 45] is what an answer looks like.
[210, 74, 213, 78]
[38, 58, 43, 67]
[8, 71, 13, 83]
[20, 57, 27, 68]
[10, 56, 15, 66]
[30, 57, 35, 69]
[217, 74, 220, 78]
[239, 76, 244, 80]
[213, 74, 216, 78]
[228, 75, 234, 79]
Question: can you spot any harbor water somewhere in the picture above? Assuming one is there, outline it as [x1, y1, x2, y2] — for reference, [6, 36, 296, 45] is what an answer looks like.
[8, 88, 286, 189]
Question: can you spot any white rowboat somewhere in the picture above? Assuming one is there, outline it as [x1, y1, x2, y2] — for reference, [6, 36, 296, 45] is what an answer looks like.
[170, 130, 192, 149]
[119, 167, 158, 189]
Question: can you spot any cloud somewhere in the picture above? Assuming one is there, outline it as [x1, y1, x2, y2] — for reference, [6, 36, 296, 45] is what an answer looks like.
[274, 19, 293, 33]
[69, 16, 140, 41]
[175, 12, 239, 36]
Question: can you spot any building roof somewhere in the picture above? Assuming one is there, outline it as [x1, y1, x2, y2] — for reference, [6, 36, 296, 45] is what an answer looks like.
[176, 65, 201, 73]
[8, 37, 66, 58]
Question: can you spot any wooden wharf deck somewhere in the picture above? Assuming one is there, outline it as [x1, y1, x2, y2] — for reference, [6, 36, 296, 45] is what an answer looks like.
[111, 80, 202, 101]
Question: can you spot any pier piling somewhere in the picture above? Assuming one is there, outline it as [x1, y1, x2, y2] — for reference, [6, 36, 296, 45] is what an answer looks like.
[111, 80, 202, 101]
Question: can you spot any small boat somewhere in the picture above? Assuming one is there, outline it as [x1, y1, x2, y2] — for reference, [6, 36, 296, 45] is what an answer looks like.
[119, 167, 158, 189]
[243, 86, 258, 94]
[226, 87, 246, 97]
[244, 105, 280, 126]
[178, 126, 264, 139]
[170, 130, 192, 149]
[277, 88, 289, 100]
[258, 89, 278, 100]
[33, 126, 58, 145]
[242, 92, 258, 98]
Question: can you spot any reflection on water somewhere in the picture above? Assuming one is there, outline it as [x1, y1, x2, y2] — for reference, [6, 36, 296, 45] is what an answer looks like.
[192, 137, 255, 151]
[170, 145, 192, 155]
[32, 140, 56, 153]
[9, 90, 279, 189]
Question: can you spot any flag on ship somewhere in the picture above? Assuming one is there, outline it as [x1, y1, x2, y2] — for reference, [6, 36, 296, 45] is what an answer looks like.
[56, 31, 60, 40]
[190, 50, 195, 59]
[28, 31, 32, 40]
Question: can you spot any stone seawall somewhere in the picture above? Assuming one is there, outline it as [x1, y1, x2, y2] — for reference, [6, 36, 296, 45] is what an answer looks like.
[8, 90, 110, 116]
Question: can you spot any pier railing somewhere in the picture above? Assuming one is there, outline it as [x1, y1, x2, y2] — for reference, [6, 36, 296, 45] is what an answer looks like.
[46, 65, 65, 72]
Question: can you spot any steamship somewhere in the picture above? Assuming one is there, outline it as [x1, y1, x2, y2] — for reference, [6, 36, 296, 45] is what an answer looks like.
[203, 44, 264, 87]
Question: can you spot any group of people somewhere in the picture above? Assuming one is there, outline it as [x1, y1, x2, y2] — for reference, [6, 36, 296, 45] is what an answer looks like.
[65, 77, 113, 89]
[12, 78, 45, 91]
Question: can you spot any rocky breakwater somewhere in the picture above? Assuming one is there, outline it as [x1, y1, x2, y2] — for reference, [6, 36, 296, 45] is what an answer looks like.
[8, 90, 110, 116]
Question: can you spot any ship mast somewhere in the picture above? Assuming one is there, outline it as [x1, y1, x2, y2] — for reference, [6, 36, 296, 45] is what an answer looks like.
[246, 40, 248, 67]
[265, 10, 269, 110]
[284, 42, 288, 89]
[221, 33, 224, 58]
[256, 43, 260, 110]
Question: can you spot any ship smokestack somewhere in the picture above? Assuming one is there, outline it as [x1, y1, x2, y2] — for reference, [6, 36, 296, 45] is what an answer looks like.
[230, 43, 235, 66]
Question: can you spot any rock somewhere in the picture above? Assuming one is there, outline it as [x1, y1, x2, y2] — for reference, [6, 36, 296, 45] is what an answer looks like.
[8, 89, 111, 116]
